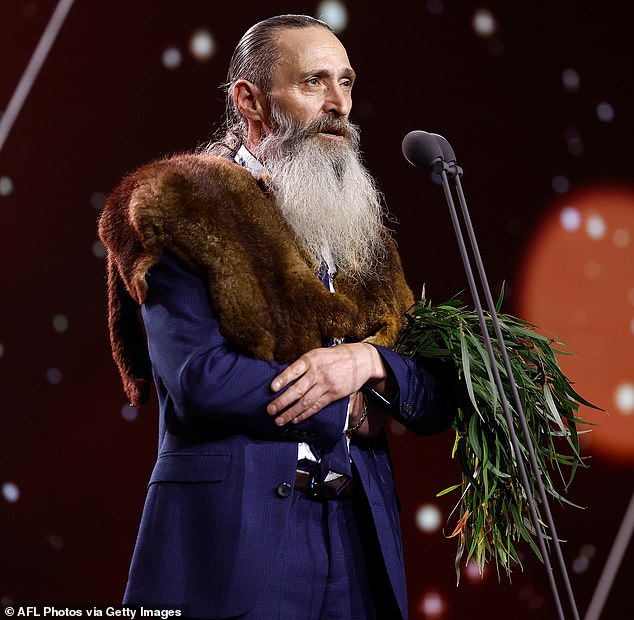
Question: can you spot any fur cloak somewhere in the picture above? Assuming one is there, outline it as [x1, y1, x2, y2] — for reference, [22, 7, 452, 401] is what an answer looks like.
[98, 153, 414, 406]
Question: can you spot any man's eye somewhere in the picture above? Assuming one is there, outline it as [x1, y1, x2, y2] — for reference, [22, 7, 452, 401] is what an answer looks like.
[307, 78, 320, 86]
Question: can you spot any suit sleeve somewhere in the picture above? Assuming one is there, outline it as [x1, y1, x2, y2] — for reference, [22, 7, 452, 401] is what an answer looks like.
[140, 254, 348, 449]
[369, 345, 457, 436]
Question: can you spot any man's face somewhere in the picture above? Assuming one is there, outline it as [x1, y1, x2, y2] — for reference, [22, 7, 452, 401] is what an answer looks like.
[266, 27, 356, 142]
[251, 27, 384, 280]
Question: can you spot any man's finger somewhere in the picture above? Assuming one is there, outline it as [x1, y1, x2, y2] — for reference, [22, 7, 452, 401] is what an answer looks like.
[273, 388, 330, 425]
[267, 377, 311, 415]
[270, 356, 310, 392]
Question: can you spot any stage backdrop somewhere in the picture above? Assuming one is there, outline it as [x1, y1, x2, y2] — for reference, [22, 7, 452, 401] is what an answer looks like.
[1, 1, 632, 618]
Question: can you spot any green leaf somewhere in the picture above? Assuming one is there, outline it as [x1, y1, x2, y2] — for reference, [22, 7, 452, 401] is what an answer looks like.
[395, 294, 601, 580]
[437, 484, 461, 497]
[495, 282, 506, 312]
[460, 327, 483, 420]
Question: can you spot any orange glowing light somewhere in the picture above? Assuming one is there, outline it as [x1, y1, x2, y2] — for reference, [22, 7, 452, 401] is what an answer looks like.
[518, 186, 634, 463]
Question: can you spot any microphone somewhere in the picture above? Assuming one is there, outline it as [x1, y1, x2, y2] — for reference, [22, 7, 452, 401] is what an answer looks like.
[401, 130, 445, 173]
[429, 132, 461, 178]
[428, 132, 455, 162]
[401, 130, 462, 178]
[402, 127, 580, 620]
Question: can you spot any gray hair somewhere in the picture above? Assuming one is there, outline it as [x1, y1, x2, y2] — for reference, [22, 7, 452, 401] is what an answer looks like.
[207, 14, 333, 155]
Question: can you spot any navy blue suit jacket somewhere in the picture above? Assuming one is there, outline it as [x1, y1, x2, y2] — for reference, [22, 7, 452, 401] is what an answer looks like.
[123, 254, 452, 619]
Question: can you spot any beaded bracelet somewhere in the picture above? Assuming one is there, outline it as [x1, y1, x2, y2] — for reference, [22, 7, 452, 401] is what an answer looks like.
[346, 398, 368, 436]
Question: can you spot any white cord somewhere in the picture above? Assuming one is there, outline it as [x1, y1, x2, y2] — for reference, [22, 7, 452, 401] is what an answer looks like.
[0, 0, 75, 155]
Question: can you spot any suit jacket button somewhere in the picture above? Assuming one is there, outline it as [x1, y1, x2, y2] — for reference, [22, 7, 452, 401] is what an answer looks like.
[276, 482, 292, 498]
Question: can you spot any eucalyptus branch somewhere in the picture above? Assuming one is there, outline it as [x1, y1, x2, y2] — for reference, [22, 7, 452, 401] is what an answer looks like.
[396, 297, 601, 581]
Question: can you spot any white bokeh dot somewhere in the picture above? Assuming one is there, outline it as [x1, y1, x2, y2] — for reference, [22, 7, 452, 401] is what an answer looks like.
[564, 127, 584, 156]
[472, 9, 497, 37]
[427, 0, 445, 15]
[562, 68, 580, 93]
[528, 594, 545, 611]
[317, 0, 349, 33]
[560, 206, 581, 231]
[465, 558, 486, 582]
[0, 176, 13, 196]
[53, 314, 68, 333]
[614, 383, 634, 415]
[572, 555, 590, 573]
[47, 368, 62, 384]
[552, 175, 570, 194]
[2, 482, 20, 503]
[580, 544, 596, 559]
[0, 342, 4, 358]
[585, 214, 606, 239]
[122, 404, 139, 422]
[596, 101, 615, 123]
[419, 590, 445, 617]
[584, 261, 601, 279]
[90, 191, 105, 210]
[415, 503, 442, 533]
[92, 239, 107, 258]
[189, 29, 216, 62]
[162, 46, 182, 69]
[613, 228, 630, 248]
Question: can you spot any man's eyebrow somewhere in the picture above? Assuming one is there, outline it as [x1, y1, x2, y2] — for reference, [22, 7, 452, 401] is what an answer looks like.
[342, 68, 356, 81]
[300, 67, 356, 81]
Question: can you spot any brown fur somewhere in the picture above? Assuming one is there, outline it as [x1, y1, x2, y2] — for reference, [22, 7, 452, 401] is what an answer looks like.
[98, 153, 414, 406]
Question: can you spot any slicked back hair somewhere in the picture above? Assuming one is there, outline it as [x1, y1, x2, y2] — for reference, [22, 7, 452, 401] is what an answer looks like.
[209, 14, 333, 155]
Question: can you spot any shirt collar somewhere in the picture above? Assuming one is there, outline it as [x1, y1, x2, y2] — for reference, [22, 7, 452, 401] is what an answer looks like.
[235, 144, 265, 180]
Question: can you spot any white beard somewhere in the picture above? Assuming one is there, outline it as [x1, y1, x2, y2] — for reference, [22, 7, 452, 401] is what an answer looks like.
[255, 105, 386, 281]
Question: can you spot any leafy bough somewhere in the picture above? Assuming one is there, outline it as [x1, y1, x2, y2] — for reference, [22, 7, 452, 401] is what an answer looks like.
[396, 295, 600, 581]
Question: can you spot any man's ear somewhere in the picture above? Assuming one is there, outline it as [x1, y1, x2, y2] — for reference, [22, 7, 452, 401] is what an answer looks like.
[233, 80, 268, 124]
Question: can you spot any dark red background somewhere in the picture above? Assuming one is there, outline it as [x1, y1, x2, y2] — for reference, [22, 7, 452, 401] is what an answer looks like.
[1, 1, 632, 618]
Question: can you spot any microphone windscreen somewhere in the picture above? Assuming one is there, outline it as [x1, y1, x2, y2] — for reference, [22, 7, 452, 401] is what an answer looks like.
[430, 133, 456, 163]
[402, 130, 444, 169]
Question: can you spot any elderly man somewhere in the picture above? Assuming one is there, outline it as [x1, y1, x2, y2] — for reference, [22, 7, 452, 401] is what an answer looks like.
[99, 14, 454, 620]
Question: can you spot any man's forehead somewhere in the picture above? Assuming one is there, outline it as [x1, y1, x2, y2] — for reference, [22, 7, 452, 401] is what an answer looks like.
[273, 26, 353, 75]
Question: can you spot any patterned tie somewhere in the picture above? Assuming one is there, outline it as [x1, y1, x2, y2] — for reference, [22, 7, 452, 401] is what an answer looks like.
[316, 261, 353, 496]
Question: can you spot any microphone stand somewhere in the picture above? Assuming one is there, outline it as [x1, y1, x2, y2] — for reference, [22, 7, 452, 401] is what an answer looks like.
[451, 170, 580, 620]
[404, 131, 581, 620]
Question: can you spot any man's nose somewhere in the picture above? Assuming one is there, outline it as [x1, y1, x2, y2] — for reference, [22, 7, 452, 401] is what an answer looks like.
[323, 84, 351, 117]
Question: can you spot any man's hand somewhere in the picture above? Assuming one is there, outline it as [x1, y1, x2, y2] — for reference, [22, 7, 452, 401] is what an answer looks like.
[267, 342, 388, 425]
